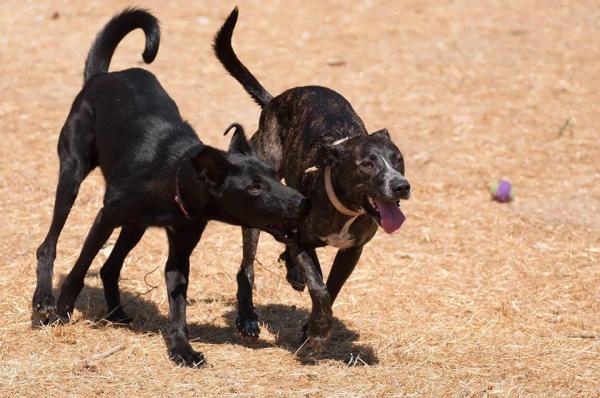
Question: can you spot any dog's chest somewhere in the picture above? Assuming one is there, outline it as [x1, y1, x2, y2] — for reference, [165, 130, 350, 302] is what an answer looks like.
[319, 228, 354, 249]
[319, 232, 354, 249]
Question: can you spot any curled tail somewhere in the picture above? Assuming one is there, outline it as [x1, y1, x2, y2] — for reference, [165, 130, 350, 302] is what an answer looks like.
[83, 7, 160, 84]
[213, 7, 272, 108]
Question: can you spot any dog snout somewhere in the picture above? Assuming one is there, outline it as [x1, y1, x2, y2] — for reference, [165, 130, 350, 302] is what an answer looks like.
[391, 178, 411, 199]
[282, 187, 308, 218]
[289, 192, 308, 216]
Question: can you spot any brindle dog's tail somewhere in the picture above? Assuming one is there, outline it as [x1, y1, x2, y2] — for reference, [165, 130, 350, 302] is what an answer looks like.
[213, 7, 273, 108]
[83, 8, 160, 84]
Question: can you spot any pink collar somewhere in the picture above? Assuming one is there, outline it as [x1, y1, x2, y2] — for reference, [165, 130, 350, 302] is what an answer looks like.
[174, 166, 192, 219]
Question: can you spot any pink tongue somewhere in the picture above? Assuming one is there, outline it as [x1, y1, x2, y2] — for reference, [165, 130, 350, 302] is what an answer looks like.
[374, 199, 405, 234]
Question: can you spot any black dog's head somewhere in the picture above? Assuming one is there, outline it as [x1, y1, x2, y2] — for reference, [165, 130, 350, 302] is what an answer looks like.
[318, 129, 410, 234]
[191, 124, 306, 242]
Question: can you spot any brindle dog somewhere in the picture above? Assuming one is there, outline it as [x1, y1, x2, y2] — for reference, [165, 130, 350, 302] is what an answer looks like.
[213, 8, 411, 348]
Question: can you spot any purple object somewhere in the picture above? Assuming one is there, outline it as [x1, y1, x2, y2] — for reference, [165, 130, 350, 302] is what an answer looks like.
[491, 179, 512, 203]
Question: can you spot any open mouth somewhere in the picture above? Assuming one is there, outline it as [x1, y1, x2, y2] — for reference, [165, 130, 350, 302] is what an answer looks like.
[364, 197, 406, 234]
[263, 220, 299, 244]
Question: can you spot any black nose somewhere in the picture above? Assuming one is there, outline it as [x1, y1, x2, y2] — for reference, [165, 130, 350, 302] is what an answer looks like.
[392, 179, 411, 198]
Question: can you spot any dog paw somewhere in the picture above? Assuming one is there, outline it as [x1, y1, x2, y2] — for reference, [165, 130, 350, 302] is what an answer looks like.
[285, 265, 306, 292]
[104, 309, 133, 325]
[169, 346, 206, 368]
[55, 298, 75, 322]
[32, 289, 56, 317]
[300, 323, 309, 343]
[300, 318, 332, 352]
[236, 314, 260, 338]
[279, 250, 306, 291]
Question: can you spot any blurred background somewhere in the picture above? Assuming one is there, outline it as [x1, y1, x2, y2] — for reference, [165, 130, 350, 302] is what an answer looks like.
[0, 1, 598, 396]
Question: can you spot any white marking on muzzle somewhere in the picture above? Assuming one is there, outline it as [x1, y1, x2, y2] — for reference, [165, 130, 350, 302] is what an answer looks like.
[381, 154, 405, 197]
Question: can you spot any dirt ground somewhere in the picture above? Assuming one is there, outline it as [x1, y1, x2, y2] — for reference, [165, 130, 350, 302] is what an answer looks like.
[1, 0, 599, 396]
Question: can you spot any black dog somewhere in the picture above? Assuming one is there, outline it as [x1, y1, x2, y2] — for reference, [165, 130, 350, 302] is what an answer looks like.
[32, 8, 306, 367]
[214, 8, 411, 348]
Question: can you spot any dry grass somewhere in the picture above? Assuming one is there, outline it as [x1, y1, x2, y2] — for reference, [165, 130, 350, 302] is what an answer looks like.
[1, 0, 600, 396]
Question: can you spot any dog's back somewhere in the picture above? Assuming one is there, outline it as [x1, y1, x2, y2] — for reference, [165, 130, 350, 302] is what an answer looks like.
[258, 85, 367, 188]
[82, 68, 198, 183]
[213, 9, 369, 187]
[63, 8, 198, 186]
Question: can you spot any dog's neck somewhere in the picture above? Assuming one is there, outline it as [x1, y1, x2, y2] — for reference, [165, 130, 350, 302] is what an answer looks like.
[174, 164, 193, 219]
[324, 166, 364, 217]
[173, 154, 211, 219]
[322, 166, 365, 217]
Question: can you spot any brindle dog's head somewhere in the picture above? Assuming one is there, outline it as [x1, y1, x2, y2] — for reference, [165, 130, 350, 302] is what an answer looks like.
[318, 129, 410, 234]
[191, 124, 306, 242]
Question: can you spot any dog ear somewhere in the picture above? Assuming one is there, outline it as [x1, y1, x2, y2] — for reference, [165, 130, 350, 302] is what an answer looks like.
[190, 146, 231, 186]
[224, 123, 255, 155]
[317, 144, 345, 167]
[371, 128, 391, 141]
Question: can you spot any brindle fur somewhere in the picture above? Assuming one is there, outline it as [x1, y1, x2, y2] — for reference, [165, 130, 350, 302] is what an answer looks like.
[214, 8, 410, 346]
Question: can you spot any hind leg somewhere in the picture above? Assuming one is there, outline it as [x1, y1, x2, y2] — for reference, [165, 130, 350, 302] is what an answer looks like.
[251, 109, 284, 173]
[253, 110, 316, 292]
[236, 227, 261, 338]
[33, 109, 95, 319]
[233, 113, 284, 337]
[56, 207, 117, 320]
[100, 226, 146, 323]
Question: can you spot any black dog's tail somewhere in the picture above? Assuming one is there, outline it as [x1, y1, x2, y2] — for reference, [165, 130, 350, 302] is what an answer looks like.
[213, 7, 273, 108]
[83, 7, 160, 84]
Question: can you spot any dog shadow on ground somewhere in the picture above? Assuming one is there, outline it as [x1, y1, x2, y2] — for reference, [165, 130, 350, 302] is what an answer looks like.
[230, 303, 379, 365]
[52, 273, 378, 366]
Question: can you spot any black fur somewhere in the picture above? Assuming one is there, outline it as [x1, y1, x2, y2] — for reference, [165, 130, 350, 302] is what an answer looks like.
[84, 7, 160, 83]
[214, 8, 411, 347]
[32, 8, 306, 367]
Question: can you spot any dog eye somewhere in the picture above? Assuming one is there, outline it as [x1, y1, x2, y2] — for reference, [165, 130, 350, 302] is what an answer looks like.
[247, 184, 263, 195]
[360, 160, 374, 169]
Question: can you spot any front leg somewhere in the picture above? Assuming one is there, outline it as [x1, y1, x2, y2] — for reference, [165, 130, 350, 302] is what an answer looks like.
[280, 245, 323, 292]
[326, 245, 363, 304]
[288, 245, 332, 350]
[164, 223, 206, 367]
